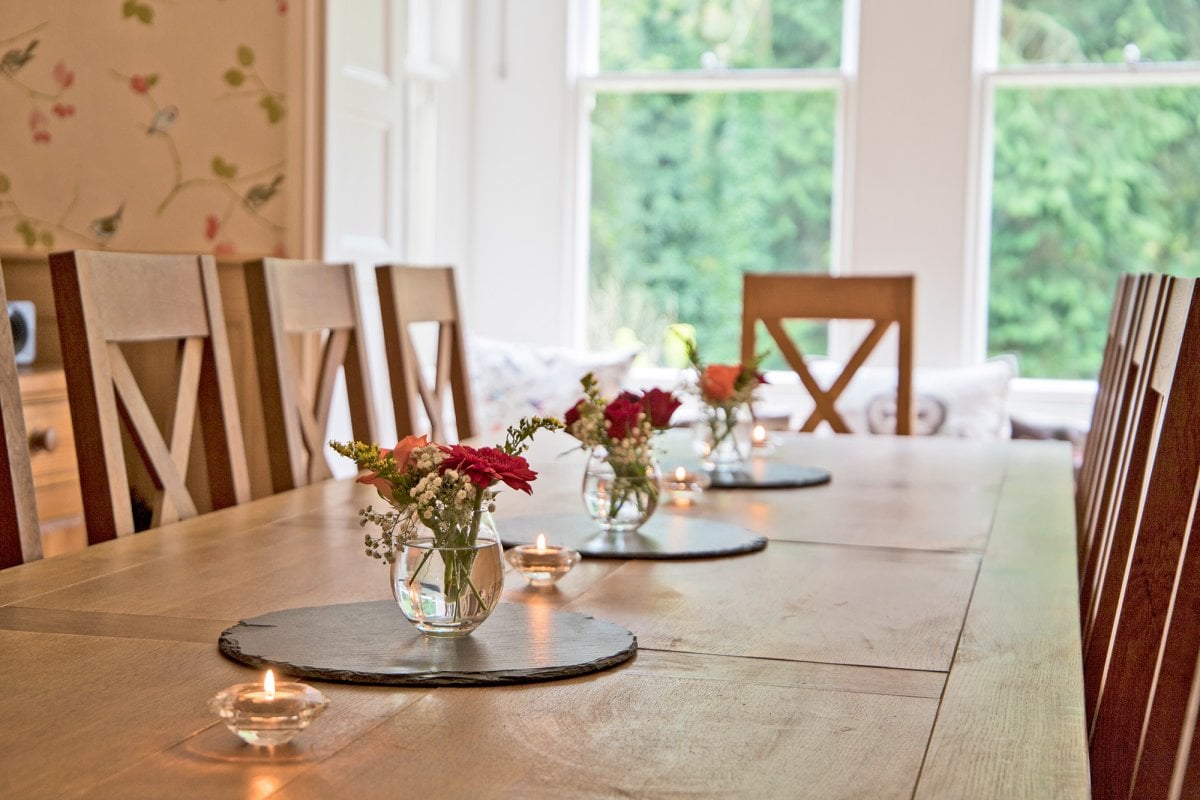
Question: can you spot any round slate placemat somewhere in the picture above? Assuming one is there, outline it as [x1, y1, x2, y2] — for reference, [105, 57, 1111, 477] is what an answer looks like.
[707, 463, 832, 490]
[500, 513, 768, 559]
[218, 600, 636, 687]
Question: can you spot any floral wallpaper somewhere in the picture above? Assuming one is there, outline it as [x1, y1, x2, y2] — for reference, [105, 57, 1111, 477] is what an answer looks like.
[0, 0, 289, 256]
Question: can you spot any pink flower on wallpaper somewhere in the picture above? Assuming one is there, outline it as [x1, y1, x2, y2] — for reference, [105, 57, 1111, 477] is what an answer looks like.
[29, 108, 47, 130]
[32, 131, 51, 144]
[130, 74, 150, 94]
[204, 214, 220, 241]
[215, 241, 236, 256]
[277, 1, 288, 13]
[271, 242, 287, 257]
[53, 61, 75, 89]
[51, 103, 75, 118]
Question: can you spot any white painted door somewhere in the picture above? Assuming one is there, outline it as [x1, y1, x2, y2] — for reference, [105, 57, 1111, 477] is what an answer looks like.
[324, 0, 408, 447]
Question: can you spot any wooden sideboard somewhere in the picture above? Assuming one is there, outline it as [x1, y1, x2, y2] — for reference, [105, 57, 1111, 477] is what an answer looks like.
[17, 368, 85, 556]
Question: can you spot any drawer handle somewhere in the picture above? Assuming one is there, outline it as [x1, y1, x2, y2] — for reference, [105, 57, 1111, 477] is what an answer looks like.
[29, 427, 59, 453]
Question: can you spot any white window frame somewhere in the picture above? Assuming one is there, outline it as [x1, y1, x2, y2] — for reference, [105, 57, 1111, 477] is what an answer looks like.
[969, 0, 1200, 422]
[566, 0, 858, 352]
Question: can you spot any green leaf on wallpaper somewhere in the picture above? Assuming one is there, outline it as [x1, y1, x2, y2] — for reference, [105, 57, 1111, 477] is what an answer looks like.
[223, 68, 244, 88]
[135, 4, 153, 24]
[16, 221, 36, 248]
[122, 0, 137, 18]
[0, 174, 10, 194]
[39, 230, 54, 249]
[237, 46, 255, 67]
[146, 73, 160, 88]
[211, 156, 238, 180]
[259, 95, 285, 124]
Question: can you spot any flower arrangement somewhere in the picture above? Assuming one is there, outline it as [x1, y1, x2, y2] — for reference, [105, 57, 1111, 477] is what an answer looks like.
[564, 373, 681, 530]
[684, 339, 766, 466]
[330, 417, 562, 564]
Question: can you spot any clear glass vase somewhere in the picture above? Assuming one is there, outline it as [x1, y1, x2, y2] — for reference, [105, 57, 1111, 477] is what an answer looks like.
[581, 445, 661, 533]
[389, 511, 505, 638]
[693, 404, 751, 473]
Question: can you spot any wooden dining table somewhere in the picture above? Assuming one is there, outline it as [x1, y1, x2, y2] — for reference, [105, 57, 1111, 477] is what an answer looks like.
[0, 431, 1089, 799]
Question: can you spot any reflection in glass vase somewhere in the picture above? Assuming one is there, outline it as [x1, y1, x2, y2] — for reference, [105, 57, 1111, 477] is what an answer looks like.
[581, 445, 661, 533]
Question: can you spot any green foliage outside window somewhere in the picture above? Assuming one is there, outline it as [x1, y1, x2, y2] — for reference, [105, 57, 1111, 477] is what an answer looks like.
[589, 0, 1200, 378]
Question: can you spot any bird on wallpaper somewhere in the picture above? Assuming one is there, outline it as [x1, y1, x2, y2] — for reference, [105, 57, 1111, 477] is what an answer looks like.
[0, 39, 37, 77]
[89, 202, 125, 243]
[146, 105, 178, 136]
[244, 174, 284, 210]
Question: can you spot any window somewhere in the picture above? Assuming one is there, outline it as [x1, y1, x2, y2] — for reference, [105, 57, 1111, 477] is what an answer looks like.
[580, 0, 846, 368]
[985, 1, 1200, 378]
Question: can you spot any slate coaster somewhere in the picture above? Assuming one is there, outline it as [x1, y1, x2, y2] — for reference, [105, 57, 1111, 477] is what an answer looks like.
[707, 463, 832, 490]
[218, 600, 636, 687]
[501, 513, 768, 559]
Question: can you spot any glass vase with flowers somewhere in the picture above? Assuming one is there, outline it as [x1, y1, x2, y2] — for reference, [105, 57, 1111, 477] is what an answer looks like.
[564, 373, 681, 534]
[685, 339, 766, 473]
[331, 416, 561, 637]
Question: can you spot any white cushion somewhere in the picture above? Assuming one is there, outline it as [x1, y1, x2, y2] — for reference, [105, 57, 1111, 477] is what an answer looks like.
[794, 355, 1018, 439]
[469, 335, 639, 435]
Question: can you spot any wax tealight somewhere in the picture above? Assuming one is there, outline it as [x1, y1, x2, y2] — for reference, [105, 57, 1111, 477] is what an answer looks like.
[209, 669, 329, 747]
[506, 534, 581, 587]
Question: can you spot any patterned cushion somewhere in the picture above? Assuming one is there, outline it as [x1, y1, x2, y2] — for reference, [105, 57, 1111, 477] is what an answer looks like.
[469, 335, 639, 435]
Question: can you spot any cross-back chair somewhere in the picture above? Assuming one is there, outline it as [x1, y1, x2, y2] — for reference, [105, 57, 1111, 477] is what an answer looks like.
[1078, 274, 1163, 638]
[376, 264, 475, 443]
[0, 265, 40, 567]
[244, 258, 377, 492]
[49, 250, 250, 542]
[741, 273, 915, 434]
[1083, 276, 1200, 799]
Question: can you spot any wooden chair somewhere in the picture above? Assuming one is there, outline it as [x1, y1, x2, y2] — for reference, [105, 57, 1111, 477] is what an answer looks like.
[49, 251, 250, 542]
[1084, 276, 1200, 799]
[1078, 274, 1164, 639]
[0, 266, 41, 567]
[1076, 273, 1141, 563]
[243, 258, 377, 493]
[741, 273, 915, 434]
[376, 264, 475, 442]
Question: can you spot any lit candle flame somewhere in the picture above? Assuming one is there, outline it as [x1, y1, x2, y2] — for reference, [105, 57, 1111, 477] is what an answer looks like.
[752, 424, 767, 444]
[675, 466, 687, 482]
[264, 669, 276, 700]
[536, 533, 546, 553]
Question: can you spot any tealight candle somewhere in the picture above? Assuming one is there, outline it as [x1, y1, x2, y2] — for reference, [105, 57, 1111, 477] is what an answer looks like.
[505, 534, 581, 587]
[666, 466, 708, 506]
[209, 669, 330, 747]
[751, 424, 776, 454]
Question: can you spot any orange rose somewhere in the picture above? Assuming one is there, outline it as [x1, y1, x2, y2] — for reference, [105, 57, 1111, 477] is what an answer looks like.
[388, 434, 429, 472]
[700, 364, 740, 403]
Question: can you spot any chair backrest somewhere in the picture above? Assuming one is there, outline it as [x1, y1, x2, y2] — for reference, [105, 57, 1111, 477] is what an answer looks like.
[1078, 274, 1164, 640]
[0, 265, 41, 568]
[741, 273, 915, 434]
[376, 264, 475, 443]
[244, 258, 377, 492]
[1084, 276, 1200, 799]
[49, 250, 250, 541]
[1077, 272, 1142, 561]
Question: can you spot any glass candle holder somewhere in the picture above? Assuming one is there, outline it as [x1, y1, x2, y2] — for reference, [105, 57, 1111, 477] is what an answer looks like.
[505, 534, 581, 587]
[750, 424, 777, 455]
[665, 466, 710, 507]
[209, 670, 329, 747]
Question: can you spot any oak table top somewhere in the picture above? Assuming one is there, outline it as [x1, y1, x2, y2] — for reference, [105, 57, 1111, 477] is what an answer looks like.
[0, 433, 1089, 800]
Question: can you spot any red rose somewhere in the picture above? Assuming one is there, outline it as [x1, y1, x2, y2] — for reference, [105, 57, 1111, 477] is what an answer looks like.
[700, 364, 741, 403]
[640, 388, 680, 429]
[564, 398, 585, 430]
[604, 395, 644, 441]
[439, 444, 538, 494]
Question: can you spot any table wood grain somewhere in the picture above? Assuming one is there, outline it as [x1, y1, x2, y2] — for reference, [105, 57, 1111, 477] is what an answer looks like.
[0, 433, 1089, 799]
